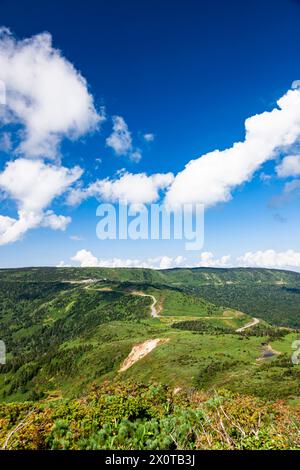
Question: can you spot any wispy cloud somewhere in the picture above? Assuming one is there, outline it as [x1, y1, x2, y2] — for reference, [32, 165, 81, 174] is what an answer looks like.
[106, 115, 142, 162]
[0, 132, 12, 152]
[276, 154, 300, 178]
[69, 235, 84, 241]
[273, 213, 287, 224]
[269, 178, 300, 208]
[143, 133, 155, 142]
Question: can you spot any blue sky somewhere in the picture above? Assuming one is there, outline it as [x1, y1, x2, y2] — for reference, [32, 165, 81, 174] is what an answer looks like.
[1, 0, 300, 269]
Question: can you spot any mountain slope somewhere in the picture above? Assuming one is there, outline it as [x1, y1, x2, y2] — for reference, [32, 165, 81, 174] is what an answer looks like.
[0, 267, 299, 404]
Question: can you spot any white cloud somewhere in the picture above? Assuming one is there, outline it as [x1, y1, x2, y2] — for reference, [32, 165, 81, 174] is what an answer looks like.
[0, 158, 82, 244]
[269, 178, 300, 207]
[67, 171, 174, 205]
[106, 116, 131, 155]
[284, 179, 300, 193]
[238, 249, 300, 268]
[0, 132, 12, 152]
[143, 133, 155, 142]
[159, 255, 185, 269]
[0, 28, 102, 159]
[64, 248, 300, 271]
[130, 149, 142, 163]
[71, 249, 186, 269]
[42, 211, 71, 231]
[106, 115, 142, 162]
[199, 251, 231, 267]
[199, 250, 300, 270]
[0, 28, 108, 244]
[56, 260, 71, 267]
[165, 88, 300, 207]
[260, 172, 272, 182]
[66, 187, 86, 206]
[198, 249, 300, 270]
[0, 158, 82, 211]
[0, 214, 16, 233]
[292, 80, 300, 90]
[70, 234, 84, 241]
[71, 249, 99, 267]
[159, 256, 176, 269]
[0, 210, 42, 245]
[276, 154, 300, 177]
[0, 210, 70, 245]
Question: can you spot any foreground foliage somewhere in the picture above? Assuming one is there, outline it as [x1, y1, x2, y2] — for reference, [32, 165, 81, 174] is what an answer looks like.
[0, 382, 299, 450]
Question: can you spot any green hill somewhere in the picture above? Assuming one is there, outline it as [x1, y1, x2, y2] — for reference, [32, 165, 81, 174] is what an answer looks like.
[1, 265, 300, 285]
[0, 267, 300, 449]
[2, 266, 299, 326]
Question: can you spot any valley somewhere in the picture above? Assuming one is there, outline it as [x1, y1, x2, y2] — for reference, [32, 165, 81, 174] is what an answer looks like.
[0, 266, 300, 449]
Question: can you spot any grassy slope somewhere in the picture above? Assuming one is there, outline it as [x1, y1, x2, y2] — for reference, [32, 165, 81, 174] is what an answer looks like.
[0, 267, 300, 404]
[1, 266, 300, 326]
[3, 315, 299, 403]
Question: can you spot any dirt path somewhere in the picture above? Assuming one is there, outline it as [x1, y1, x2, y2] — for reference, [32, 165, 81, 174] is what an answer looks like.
[64, 279, 98, 285]
[119, 338, 169, 372]
[196, 316, 235, 320]
[132, 292, 159, 317]
[236, 317, 260, 333]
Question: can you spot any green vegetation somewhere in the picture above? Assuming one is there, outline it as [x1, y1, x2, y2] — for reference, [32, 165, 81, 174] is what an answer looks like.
[2, 265, 300, 326]
[149, 287, 223, 317]
[0, 266, 300, 450]
[1, 382, 299, 450]
[171, 319, 233, 334]
[193, 284, 300, 328]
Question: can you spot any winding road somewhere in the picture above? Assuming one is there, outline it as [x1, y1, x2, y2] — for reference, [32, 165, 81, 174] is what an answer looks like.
[132, 290, 261, 330]
[132, 292, 159, 317]
[235, 317, 260, 333]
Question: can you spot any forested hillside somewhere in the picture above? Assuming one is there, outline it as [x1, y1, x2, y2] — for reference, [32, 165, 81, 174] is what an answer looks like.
[0, 267, 300, 450]
[1, 266, 299, 326]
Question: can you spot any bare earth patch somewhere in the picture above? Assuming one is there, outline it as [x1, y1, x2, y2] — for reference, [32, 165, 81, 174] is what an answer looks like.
[93, 287, 113, 292]
[119, 338, 169, 372]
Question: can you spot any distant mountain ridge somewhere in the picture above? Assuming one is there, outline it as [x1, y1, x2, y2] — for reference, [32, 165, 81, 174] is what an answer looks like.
[1, 265, 300, 286]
